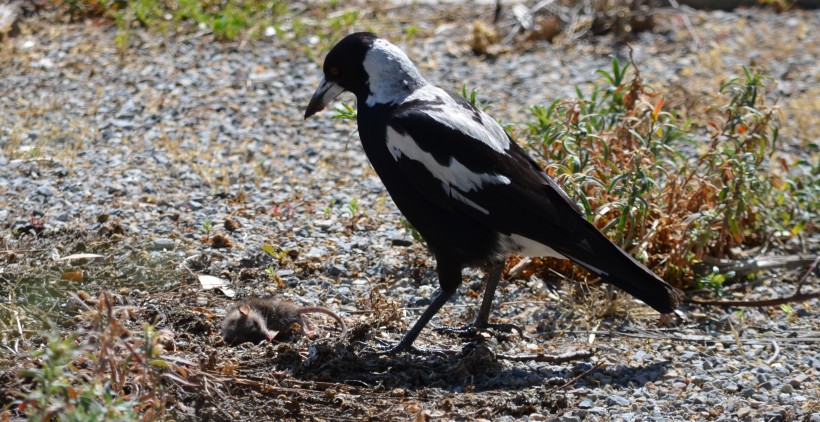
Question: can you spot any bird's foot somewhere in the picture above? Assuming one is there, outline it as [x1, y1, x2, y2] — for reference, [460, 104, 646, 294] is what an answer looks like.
[434, 322, 524, 339]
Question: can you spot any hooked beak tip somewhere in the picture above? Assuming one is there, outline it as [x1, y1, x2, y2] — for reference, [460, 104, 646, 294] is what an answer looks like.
[305, 77, 344, 120]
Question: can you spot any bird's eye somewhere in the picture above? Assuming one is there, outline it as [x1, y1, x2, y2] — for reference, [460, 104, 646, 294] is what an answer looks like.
[329, 67, 339, 76]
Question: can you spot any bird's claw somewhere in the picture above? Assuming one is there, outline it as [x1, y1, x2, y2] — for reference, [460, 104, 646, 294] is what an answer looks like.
[434, 322, 524, 338]
[366, 338, 455, 357]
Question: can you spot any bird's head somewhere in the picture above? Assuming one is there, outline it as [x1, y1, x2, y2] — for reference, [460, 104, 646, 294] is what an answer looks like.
[304, 32, 426, 119]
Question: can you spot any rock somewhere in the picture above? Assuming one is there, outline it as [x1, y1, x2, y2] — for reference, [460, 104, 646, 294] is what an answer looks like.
[305, 247, 326, 258]
[36, 184, 54, 197]
[390, 234, 414, 247]
[327, 264, 347, 276]
[764, 410, 784, 422]
[788, 374, 807, 388]
[578, 399, 594, 409]
[149, 238, 175, 251]
[737, 407, 752, 418]
[607, 395, 629, 407]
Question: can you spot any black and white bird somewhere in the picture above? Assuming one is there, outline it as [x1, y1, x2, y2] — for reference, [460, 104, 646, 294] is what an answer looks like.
[305, 32, 682, 354]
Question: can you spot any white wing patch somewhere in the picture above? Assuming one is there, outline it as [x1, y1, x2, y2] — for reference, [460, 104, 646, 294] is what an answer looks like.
[508, 234, 566, 259]
[406, 85, 511, 154]
[386, 126, 510, 213]
[499, 234, 610, 277]
[447, 185, 489, 215]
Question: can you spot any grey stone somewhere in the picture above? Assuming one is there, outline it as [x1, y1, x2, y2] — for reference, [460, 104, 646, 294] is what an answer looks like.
[149, 238, 175, 251]
[327, 264, 347, 276]
[578, 399, 594, 409]
[36, 184, 53, 197]
[608, 395, 629, 407]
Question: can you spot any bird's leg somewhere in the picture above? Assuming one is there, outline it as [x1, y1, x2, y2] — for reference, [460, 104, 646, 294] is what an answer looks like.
[436, 262, 524, 337]
[375, 260, 463, 355]
[378, 286, 457, 355]
[472, 262, 505, 329]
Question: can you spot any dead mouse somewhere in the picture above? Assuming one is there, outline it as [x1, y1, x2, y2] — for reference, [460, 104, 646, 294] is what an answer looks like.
[221, 297, 347, 346]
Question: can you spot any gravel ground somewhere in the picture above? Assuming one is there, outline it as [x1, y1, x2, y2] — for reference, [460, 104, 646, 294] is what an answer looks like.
[0, 3, 818, 421]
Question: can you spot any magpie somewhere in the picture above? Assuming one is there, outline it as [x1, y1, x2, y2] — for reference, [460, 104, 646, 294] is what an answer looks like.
[305, 32, 682, 354]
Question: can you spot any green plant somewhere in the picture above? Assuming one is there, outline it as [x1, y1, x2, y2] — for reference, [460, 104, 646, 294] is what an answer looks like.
[347, 198, 359, 216]
[400, 217, 426, 247]
[112, 9, 130, 55]
[17, 334, 139, 420]
[15, 292, 182, 420]
[58, 0, 294, 43]
[332, 102, 358, 121]
[524, 58, 809, 289]
[697, 267, 735, 296]
[201, 218, 213, 236]
[261, 243, 288, 264]
[461, 84, 491, 111]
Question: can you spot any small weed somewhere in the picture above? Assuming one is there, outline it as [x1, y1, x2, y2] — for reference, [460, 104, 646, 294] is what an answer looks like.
[461, 84, 491, 111]
[265, 266, 276, 279]
[348, 198, 359, 216]
[400, 217, 427, 247]
[332, 102, 358, 121]
[261, 243, 288, 264]
[201, 218, 213, 236]
[697, 267, 735, 296]
[112, 10, 130, 56]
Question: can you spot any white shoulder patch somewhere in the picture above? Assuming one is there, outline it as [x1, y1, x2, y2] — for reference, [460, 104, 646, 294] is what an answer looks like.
[405, 85, 511, 155]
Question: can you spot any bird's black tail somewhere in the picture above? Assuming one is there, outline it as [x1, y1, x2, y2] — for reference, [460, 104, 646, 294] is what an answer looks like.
[558, 220, 683, 314]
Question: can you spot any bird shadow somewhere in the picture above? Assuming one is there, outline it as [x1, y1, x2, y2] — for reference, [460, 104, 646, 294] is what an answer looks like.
[289, 338, 672, 393]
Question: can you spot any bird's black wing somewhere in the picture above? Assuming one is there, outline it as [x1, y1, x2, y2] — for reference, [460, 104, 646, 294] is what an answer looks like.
[386, 89, 583, 242]
[386, 88, 681, 313]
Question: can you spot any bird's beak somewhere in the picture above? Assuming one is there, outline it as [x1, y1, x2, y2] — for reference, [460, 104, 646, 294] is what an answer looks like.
[304, 77, 345, 119]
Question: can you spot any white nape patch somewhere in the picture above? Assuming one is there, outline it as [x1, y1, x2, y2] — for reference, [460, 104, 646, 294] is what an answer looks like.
[363, 39, 426, 106]
[406, 85, 511, 154]
[386, 127, 511, 195]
